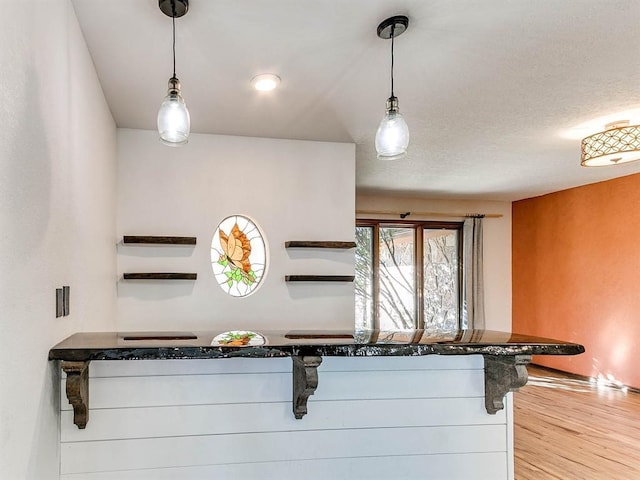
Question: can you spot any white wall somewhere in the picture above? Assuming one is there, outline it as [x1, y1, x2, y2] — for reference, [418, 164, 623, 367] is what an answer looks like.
[117, 129, 355, 332]
[356, 194, 512, 332]
[0, 1, 117, 478]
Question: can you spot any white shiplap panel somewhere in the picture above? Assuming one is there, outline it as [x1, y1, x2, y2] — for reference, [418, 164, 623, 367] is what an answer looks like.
[77, 354, 484, 378]
[60, 451, 508, 480]
[60, 372, 290, 410]
[84, 357, 291, 377]
[61, 424, 507, 474]
[58, 356, 510, 479]
[505, 392, 515, 480]
[313, 368, 484, 400]
[61, 397, 504, 442]
[60, 368, 484, 410]
[320, 353, 485, 371]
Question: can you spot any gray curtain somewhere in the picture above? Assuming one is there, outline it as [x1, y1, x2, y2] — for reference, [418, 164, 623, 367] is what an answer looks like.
[461, 216, 485, 330]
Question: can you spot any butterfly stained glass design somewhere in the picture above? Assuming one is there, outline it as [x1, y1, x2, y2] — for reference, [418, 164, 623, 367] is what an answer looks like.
[211, 215, 267, 297]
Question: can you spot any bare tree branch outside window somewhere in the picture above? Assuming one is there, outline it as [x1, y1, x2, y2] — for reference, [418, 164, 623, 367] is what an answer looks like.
[424, 230, 459, 330]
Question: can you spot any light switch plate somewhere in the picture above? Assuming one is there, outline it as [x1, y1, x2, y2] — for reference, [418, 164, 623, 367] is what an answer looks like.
[56, 288, 64, 318]
[62, 286, 70, 316]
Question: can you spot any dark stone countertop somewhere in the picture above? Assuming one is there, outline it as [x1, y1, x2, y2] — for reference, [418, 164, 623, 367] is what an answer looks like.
[49, 329, 585, 362]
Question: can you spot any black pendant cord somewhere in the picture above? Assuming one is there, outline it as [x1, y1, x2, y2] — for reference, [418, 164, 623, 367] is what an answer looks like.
[390, 24, 395, 98]
[172, 14, 176, 78]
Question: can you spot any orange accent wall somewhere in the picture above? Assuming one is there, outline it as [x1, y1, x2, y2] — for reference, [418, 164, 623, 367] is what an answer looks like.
[513, 173, 640, 389]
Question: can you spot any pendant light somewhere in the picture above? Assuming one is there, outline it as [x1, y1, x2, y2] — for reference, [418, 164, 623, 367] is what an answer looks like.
[157, 0, 190, 146]
[375, 15, 410, 161]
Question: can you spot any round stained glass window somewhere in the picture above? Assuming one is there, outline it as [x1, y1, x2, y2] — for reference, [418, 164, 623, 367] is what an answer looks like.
[211, 215, 268, 297]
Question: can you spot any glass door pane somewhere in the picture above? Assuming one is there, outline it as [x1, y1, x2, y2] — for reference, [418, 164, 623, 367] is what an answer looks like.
[379, 227, 415, 330]
[355, 226, 374, 330]
[423, 229, 459, 329]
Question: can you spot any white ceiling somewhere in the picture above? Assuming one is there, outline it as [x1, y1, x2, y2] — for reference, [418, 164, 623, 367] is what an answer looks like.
[71, 0, 640, 201]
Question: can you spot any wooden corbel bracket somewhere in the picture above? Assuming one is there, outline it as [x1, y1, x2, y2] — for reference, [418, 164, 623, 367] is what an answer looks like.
[483, 354, 531, 414]
[292, 355, 322, 419]
[61, 361, 90, 429]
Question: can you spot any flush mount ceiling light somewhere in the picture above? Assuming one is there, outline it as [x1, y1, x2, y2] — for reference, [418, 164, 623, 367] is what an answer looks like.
[251, 73, 281, 92]
[375, 15, 410, 161]
[157, 0, 190, 146]
[581, 120, 640, 167]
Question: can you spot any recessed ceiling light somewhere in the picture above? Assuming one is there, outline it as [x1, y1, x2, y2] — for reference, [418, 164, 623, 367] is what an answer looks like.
[251, 73, 281, 92]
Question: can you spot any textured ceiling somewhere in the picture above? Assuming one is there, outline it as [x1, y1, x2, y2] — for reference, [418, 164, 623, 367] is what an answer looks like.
[71, 0, 640, 201]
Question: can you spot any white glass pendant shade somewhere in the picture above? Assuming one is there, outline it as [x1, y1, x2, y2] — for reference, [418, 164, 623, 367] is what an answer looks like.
[375, 97, 409, 160]
[157, 77, 190, 146]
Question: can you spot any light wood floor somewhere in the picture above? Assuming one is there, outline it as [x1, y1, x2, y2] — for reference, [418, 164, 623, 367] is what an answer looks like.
[514, 365, 640, 480]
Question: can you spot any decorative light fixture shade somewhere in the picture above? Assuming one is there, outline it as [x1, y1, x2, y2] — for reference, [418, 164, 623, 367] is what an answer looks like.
[581, 121, 640, 167]
[158, 76, 190, 146]
[375, 96, 410, 160]
[158, 0, 190, 146]
[375, 15, 410, 160]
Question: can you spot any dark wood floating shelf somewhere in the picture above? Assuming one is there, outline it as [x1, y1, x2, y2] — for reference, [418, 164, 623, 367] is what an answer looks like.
[123, 236, 197, 245]
[285, 275, 355, 282]
[285, 332, 354, 339]
[49, 329, 584, 429]
[122, 333, 198, 341]
[123, 273, 197, 280]
[285, 241, 356, 249]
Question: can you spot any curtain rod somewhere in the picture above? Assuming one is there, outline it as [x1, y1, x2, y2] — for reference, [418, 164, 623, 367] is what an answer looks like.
[356, 209, 503, 219]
